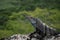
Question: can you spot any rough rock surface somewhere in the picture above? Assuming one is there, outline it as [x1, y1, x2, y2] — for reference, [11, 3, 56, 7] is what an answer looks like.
[5, 34, 60, 40]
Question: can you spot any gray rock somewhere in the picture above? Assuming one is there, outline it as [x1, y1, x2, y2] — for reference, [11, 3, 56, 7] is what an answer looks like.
[5, 34, 60, 40]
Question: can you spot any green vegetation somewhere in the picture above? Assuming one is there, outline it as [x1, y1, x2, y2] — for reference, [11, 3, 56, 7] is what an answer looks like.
[0, 30, 14, 38]
[0, 0, 60, 39]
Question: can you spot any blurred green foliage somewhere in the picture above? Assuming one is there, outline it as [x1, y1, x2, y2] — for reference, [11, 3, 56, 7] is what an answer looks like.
[0, 30, 14, 39]
[0, 0, 60, 39]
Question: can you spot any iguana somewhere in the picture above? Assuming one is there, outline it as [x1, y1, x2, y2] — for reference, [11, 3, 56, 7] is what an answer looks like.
[22, 14, 60, 40]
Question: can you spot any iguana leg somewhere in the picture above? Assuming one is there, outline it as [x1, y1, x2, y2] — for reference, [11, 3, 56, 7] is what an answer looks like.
[27, 31, 37, 40]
